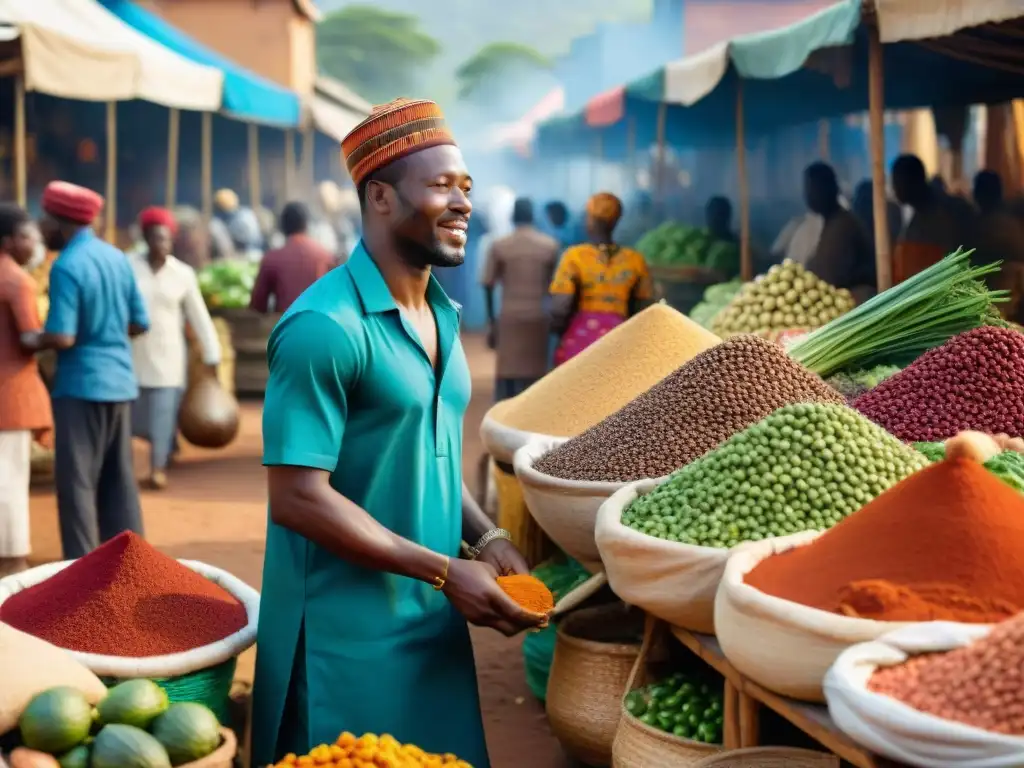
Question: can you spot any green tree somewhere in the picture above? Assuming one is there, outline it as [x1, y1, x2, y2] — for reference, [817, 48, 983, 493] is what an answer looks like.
[316, 6, 442, 103]
[455, 42, 552, 101]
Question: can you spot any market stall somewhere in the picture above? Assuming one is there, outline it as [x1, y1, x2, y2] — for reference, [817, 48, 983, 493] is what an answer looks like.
[503, 248, 1024, 767]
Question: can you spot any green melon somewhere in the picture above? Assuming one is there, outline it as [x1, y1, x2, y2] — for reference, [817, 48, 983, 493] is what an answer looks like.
[19, 687, 93, 754]
[90, 725, 170, 768]
[150, 703, 221, 766]
[96, 680, 168, 729]
[57, 744, 90, 768]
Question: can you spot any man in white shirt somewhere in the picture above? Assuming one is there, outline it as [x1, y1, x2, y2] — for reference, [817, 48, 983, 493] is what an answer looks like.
[129, 207, 221, 490]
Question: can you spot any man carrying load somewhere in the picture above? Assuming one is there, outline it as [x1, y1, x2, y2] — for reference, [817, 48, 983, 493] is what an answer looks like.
[253, 98, 547, 768]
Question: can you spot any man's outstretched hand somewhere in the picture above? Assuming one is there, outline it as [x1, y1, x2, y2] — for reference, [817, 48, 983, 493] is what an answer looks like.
[443, 558, 546, 637]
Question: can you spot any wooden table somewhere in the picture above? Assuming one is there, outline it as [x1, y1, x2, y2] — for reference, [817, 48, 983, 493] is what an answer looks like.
[670, 627, 906, 768]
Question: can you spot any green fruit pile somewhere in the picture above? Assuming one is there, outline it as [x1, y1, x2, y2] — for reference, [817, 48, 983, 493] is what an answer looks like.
[18, 681, 222, 768]
[622, 403, 930, 548]
[711, 260, 855, 338]
[624, 672, 724, 744]
[637, 223, 739, 275]
[826, 364, 902, 402]
[197, 261, 258, 310]
[689, 279, 743, 330]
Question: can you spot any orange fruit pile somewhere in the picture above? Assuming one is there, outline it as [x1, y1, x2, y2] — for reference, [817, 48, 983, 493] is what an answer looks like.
[273, 732, 473, 768]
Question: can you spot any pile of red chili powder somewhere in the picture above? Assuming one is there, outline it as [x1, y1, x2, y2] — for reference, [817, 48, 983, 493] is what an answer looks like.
[0, 532, 247, 656]
[744, 457, 1024, 623]
[852, 326, 1024, 442]
[869, 611, 1024, 735]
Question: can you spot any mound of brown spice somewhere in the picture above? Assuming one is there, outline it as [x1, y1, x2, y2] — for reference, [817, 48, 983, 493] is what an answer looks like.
[869, 610, 1024, 735]
[534, 334, 845, 482]
[0, 532, 247, 657]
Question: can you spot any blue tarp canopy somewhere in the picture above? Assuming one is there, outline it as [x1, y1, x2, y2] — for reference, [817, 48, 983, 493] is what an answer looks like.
[99, 0, 301, 127]
[538, 0, 1024, 153]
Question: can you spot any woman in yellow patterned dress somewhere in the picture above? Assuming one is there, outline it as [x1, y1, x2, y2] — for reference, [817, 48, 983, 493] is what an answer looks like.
[549, 192, 653, 365]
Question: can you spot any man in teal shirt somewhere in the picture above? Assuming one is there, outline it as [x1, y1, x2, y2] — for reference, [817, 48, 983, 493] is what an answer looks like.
[253, 99, 546, 767]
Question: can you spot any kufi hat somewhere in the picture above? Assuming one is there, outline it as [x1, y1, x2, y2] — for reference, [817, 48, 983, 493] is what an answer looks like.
[41, 181, 104, 226]
[138, 206, 178, 236]
[341, 98, 456, 186]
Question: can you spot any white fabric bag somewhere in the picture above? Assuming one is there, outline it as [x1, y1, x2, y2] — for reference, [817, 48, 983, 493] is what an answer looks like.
[595, 479, 810, 634]
[824, 622, 1018, 767]
[515, 438, 663, 573]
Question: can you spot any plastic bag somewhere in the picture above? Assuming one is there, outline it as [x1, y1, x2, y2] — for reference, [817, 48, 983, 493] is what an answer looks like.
[179, 373, 240, 449]
[824, 622, 1021, 767]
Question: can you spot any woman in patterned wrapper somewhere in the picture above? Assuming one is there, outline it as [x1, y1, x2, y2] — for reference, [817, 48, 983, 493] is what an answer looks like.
[548, 192, 654, 365]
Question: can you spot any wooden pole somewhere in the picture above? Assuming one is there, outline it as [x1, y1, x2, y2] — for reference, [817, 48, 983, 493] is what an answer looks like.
[165, 108, 180, 209]
[14, 74, 26, 208]
[654, 101, 667, 211]
[867, 17, 892, 291]
[201, 111, 213, 221]
[301, 125, 315, 197]
[284, 129, 296, 202]
[105, 101, 117, 243]
[736, 80, 752, 281]
[248, 123, 261, 211]
[817, 119, 831, 161]
[626, 116, 637, 188]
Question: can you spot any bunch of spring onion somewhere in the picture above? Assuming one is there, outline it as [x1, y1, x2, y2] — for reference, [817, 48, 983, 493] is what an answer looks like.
[788, 249, 1008, 376]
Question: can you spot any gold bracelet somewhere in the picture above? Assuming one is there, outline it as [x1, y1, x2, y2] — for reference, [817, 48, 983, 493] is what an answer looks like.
[432, 556, 450, 591]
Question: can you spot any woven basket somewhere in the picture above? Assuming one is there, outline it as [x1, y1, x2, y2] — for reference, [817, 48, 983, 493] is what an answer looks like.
[612, 616, 721, 768]
[692, 748, 838, 767]
[180, 728, 238, 768]
[546, 603, 643, 766]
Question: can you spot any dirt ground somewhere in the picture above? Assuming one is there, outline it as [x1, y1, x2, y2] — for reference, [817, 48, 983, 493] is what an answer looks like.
[26, 334, 571, 768]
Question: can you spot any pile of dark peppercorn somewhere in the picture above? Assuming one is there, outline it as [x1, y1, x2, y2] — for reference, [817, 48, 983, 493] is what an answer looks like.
[533, 335, 845, 482]
[853, 326, 1024, 442]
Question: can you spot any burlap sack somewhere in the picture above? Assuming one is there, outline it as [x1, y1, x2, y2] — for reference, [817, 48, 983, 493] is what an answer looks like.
[0, 622, 107, 734]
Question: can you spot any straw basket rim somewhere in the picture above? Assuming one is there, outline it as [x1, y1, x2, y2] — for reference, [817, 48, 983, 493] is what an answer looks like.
[0, 559, 260, 678]
[692, 746, 839, 767]
[556, 603, 644, 657]
[180, 728, 238, 768]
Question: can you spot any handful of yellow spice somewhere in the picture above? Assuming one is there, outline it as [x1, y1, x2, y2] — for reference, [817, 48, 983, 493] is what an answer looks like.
[273, 732, 474, 768]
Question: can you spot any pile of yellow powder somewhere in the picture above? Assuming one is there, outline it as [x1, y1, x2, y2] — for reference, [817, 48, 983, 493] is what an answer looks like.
[487, 303, 721, 437]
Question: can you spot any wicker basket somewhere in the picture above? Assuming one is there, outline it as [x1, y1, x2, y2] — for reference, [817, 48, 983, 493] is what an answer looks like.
[180, 728, 237, 768]
[546, 603, 644, 766]
[612, 616, 721, 767]
[692, 747, 838, 767]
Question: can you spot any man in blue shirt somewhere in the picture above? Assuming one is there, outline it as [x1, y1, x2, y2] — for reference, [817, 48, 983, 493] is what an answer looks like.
[22, 182, 149, 558]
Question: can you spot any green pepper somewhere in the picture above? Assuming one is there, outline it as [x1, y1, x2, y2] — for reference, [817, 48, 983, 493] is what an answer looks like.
[625, 692, 646, 717]
[639, 712, 658, 727]
[672, 724, 690, 739]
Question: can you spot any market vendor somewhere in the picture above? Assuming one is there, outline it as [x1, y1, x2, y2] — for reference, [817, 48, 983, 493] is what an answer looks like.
[0, 204, 51, 577]
[548, 192, 653, 365]
[22, 181, 147, 559]
[705, 196, 738, 245]
[892, 155, 973, 283]
[802, 162, 874, 296]
[129, 207, 221, 490]
[252, 98, 546, 768]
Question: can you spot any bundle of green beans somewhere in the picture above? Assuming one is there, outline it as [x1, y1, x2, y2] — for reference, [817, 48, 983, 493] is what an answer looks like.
[788, 249, 1008, 377]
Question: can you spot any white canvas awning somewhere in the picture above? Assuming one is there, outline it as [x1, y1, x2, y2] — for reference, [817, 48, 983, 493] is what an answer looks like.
[0, 0, 222, 110]
[310, 76, 371, 142]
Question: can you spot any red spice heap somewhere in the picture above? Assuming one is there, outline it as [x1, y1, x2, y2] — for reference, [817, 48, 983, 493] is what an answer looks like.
[852, 326, 1024, 442]
[0, 532, 247, 657]
[869, 610, 1024, 735]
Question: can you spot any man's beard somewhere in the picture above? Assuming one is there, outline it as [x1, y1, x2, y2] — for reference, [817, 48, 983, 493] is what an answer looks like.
[392, 190, 465, 269]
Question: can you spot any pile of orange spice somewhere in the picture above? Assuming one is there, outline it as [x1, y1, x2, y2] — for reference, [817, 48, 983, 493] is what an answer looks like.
[273, 731, 472, 768]
[497, 574, 555, 613]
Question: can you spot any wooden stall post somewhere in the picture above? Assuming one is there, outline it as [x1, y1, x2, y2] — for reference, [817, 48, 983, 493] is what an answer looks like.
[247, 123, 261, 211]
[301, 125, 315, 198]
[654, 101, 667, 215]
[165, 108, 180, 209]
[284, 129, 296, 202]
[105, 101, 117, 244]
[867, 17, 892, 291]
[201, 111, 213, 221]
[736, 80, 753, 281]
[14, 73, 26, 208]
[818, 119, 831, 161]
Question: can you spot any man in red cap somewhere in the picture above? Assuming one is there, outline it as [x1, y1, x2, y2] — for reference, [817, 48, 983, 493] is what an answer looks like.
[22, 181, 149, 558]
[253, 99, 544, 768]
[129, 206, 220, 490]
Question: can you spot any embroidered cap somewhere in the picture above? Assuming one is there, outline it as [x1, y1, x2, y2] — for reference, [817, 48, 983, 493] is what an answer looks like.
[342, 98, 457, 186]
[42, 181, 104, 226]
